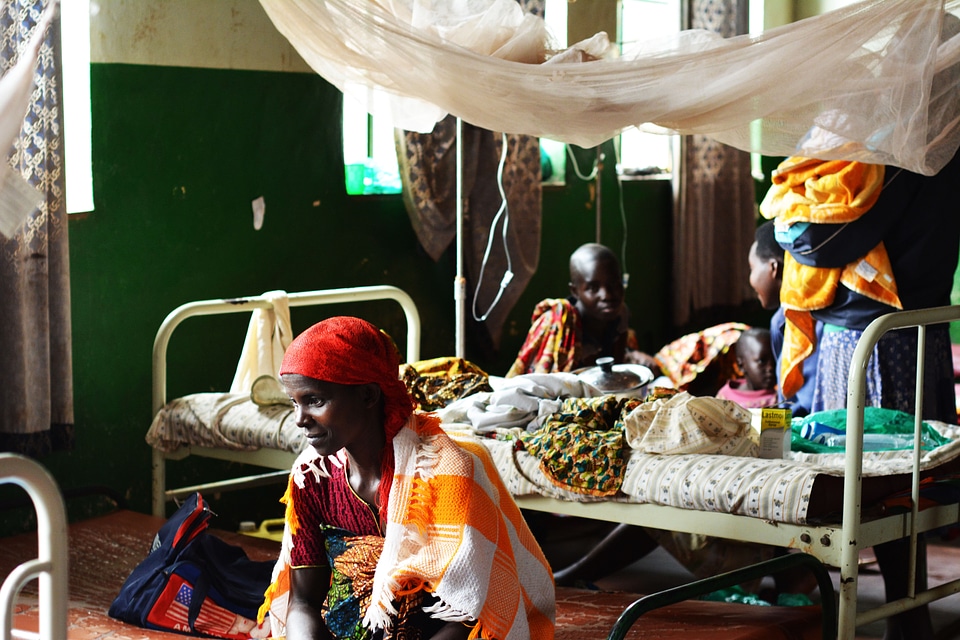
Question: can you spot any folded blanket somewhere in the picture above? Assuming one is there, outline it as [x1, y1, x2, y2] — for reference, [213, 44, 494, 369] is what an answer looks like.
[436, 372, 603, 432]
[624, 392, 757, 457]
[400, 356, 493, 411]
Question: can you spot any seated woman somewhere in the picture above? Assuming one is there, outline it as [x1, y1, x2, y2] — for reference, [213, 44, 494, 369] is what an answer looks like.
[258, 316, 555, 640]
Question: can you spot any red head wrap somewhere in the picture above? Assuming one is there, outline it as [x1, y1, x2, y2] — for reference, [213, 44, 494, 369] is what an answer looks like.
[280, 316, 413, 519]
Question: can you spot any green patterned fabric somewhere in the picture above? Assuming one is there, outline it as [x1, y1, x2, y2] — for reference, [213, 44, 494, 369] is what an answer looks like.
[520, 396, 641, 496]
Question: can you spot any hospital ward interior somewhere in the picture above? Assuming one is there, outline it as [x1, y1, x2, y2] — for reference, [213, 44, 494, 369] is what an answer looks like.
[7, 0, 960, 639]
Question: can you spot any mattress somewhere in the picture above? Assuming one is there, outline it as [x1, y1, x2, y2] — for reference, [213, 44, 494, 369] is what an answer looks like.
[147, 390, 960, 526]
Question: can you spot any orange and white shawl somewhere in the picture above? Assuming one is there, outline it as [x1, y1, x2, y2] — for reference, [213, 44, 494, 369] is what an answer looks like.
[760, 157, 902, 398]
[259, 413, 556, 640]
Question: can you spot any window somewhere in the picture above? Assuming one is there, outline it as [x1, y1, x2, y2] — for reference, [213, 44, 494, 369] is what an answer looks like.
[540, 0, 568, 185]
[61, 0, 94, 213]
[616, 0, 680, 177]
[342, 84, 402, 196]
[341, 0, 688, 191]
[543, 0, 679, 181]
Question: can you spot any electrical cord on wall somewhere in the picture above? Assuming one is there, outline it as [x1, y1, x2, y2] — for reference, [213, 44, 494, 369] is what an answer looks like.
[566, 141, 632, 287]
[472, 132, 514, 322]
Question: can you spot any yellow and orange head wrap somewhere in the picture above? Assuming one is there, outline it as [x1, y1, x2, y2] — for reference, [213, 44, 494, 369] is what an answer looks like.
[280, 316, 413, 519]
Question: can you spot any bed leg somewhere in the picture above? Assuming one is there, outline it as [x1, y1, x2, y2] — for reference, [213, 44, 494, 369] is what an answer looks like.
[151, 448, 166, 518]
[606, 552, 836, 640]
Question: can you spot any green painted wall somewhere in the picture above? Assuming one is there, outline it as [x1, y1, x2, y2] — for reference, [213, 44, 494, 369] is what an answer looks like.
[0, 62, 677, 531]
[61, 63, 461, 527]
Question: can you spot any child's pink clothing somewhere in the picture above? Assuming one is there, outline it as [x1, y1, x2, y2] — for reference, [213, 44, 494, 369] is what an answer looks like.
[716, 379, 778, 409]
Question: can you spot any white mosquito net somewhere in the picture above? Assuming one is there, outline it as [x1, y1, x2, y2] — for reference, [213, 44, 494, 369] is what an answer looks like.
[259, 0, 960, 176]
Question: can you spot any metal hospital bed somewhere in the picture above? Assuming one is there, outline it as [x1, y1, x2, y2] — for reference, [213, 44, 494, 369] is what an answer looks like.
[150, 285, 421, 518]
[514, 304, 960, 639]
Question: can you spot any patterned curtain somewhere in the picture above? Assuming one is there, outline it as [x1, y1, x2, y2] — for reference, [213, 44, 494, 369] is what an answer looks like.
[671, 0, 756, 327]
[0, 0, 74, 456]
[397, 0, 544, 358]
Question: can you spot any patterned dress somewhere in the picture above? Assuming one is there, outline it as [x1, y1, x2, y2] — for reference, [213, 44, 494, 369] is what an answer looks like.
[506, 298, 636, 377]
[288, 464, 446, 640]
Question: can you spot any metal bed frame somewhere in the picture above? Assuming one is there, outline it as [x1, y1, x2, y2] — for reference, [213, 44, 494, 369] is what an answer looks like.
[0, 454, 68, 640]
[515, 304, 960, 639]
[150, 285, 421, 518]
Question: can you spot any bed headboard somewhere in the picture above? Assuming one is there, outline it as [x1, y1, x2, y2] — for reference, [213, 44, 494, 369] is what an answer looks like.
[151, 285, 422, 415]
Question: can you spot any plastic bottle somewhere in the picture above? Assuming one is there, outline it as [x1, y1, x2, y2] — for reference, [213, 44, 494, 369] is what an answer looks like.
[818, 433, 919, 451]
[800, 421, 843, 443]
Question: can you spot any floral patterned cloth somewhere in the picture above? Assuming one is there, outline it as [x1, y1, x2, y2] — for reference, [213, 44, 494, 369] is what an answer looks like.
[507, 298, 581, 377]
[399, 357, 492, 411]
[506, 298, 640, 378]
[519, 396, 641, 496]
[321, 530, 438, 640]
[653, 322, 749, 395]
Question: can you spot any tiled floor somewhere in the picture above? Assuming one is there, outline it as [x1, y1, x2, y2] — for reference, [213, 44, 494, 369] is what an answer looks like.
[2, 510, 959, 639]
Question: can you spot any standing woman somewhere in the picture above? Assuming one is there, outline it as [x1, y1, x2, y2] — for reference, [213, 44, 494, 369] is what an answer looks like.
[759, 146, 960, 640]
[258, 316, 555, 640]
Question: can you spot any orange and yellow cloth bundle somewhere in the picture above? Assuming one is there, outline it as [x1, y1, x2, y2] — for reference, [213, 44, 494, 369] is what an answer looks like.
[760, 157, 902, 398]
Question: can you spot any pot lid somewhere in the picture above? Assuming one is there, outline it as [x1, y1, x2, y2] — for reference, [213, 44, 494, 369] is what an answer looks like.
[576, 356, 655, 393]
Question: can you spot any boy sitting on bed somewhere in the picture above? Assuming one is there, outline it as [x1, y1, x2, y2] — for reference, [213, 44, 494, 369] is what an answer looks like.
[506, 242, 742, 396]
[506, 242, 660, 377]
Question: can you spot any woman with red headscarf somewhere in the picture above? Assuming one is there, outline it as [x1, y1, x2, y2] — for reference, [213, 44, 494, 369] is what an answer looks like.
[258, 316, 555, 640]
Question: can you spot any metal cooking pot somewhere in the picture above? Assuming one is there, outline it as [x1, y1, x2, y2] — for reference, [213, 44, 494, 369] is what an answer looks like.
[575, 356, 655, 395]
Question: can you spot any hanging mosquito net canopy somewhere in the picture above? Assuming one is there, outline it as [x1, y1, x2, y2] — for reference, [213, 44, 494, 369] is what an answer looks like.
[259, 0, 960, 176]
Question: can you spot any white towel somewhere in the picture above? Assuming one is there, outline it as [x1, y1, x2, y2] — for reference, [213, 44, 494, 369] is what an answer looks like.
[230, 290, 292, 393]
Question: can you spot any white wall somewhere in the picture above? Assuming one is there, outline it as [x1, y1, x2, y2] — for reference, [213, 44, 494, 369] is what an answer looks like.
[90, 0, 310, 71]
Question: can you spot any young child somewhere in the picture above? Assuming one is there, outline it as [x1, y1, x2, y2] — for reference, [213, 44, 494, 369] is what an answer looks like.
[506, 242, 657, 376]
[716, 327, 778, 408]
